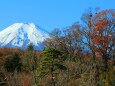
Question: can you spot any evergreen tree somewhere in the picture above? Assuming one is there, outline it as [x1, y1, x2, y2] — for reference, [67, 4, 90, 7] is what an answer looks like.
[4, 53, 22, 72]
[38, 48, 66, 86]
[23, 43, 38, 71]
[23, 43, 39, 85]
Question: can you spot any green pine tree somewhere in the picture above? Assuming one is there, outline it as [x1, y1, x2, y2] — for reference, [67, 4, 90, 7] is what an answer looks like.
[38, 48, 66, 86]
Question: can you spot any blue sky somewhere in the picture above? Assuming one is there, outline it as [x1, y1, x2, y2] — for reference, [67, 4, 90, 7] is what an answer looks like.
[0, 0, 115, 32]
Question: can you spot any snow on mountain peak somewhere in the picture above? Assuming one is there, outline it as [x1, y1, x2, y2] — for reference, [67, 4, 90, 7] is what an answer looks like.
[0, 23, 49, 50]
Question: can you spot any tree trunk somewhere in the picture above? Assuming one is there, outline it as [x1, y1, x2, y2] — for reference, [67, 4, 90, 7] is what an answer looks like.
[92, 50, 96, 61]
[51, 73, 55, 86]
[51, 65, 55, 86]
[103, 55, 109, 86]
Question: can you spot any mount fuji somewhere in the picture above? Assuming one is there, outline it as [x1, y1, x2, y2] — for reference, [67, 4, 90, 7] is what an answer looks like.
[0, 23, 50, 50]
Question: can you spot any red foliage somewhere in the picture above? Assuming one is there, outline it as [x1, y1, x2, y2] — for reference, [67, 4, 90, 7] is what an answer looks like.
[92, 16, 114, 59]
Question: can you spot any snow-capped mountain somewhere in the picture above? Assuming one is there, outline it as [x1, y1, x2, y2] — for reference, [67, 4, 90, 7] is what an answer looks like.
[0, 23, 49, 50]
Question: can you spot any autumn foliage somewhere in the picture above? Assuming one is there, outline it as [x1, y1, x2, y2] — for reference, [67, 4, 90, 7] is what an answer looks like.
[0, 9, 115, 86]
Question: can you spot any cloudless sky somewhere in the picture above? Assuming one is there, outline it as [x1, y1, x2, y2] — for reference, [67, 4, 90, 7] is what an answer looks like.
[0, 0, 115, 32]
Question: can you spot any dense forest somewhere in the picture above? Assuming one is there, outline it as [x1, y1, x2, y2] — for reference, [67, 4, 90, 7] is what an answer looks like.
[0, 9, 115, 86]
